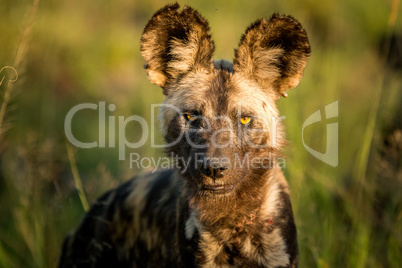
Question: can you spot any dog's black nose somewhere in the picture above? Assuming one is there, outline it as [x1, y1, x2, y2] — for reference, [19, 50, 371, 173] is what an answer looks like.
[199, 157, 230, 179]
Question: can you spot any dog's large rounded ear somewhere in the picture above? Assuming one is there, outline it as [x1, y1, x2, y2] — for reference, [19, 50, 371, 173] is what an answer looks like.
[141, 3, 215, 93]
[233, 14, 310, 98]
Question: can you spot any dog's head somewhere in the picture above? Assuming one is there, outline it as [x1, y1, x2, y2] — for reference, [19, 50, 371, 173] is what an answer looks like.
[141, 4, 310, 200]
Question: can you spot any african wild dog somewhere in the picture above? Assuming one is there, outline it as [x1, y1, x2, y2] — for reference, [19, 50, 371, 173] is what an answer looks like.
[59, 3, 310, 268]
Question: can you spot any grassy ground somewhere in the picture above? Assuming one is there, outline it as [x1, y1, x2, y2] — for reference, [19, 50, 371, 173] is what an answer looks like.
[0, 0, 401, 267]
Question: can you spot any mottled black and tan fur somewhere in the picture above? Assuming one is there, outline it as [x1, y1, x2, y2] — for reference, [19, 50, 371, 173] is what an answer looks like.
[59, 3, 310, 267]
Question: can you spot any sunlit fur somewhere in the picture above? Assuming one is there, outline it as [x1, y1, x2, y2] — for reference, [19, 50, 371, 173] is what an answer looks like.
[59, 3, 310, 268]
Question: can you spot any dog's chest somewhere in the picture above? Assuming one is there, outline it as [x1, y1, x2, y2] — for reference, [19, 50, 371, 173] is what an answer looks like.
[188, 222, 290, 268]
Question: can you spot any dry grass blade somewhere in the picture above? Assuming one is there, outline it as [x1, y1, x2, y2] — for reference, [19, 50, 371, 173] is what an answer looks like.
[0, 66, 18, 138]
[0, 0, 39, 139]
[66, 141, 90, 212]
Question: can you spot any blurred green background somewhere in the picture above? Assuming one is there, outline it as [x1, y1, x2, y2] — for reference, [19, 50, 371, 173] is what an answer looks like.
[1, 0, 401, 267]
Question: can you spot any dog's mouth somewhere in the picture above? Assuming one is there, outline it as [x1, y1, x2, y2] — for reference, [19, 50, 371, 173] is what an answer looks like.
[199, 183, 235, 194]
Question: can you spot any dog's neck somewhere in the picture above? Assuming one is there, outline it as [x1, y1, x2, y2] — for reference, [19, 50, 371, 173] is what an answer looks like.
[185, 167, 285, 240]
[183, 167, 293, 267]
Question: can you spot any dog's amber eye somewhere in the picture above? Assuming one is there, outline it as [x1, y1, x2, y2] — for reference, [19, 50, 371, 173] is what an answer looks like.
[185, 114, 197, 122]
[240, 116, 251, 125]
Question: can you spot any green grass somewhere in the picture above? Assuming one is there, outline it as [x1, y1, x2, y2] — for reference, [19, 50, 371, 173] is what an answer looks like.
[0, 0, 401, 267]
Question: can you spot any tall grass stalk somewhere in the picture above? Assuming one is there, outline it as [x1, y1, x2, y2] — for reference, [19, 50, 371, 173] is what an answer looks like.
[352, 2, 399, 267]
[0, 66, 18, 136]
[66, 142, 90, 212]
[0, 0, 39, 139]
[355, 0, 400, 183]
